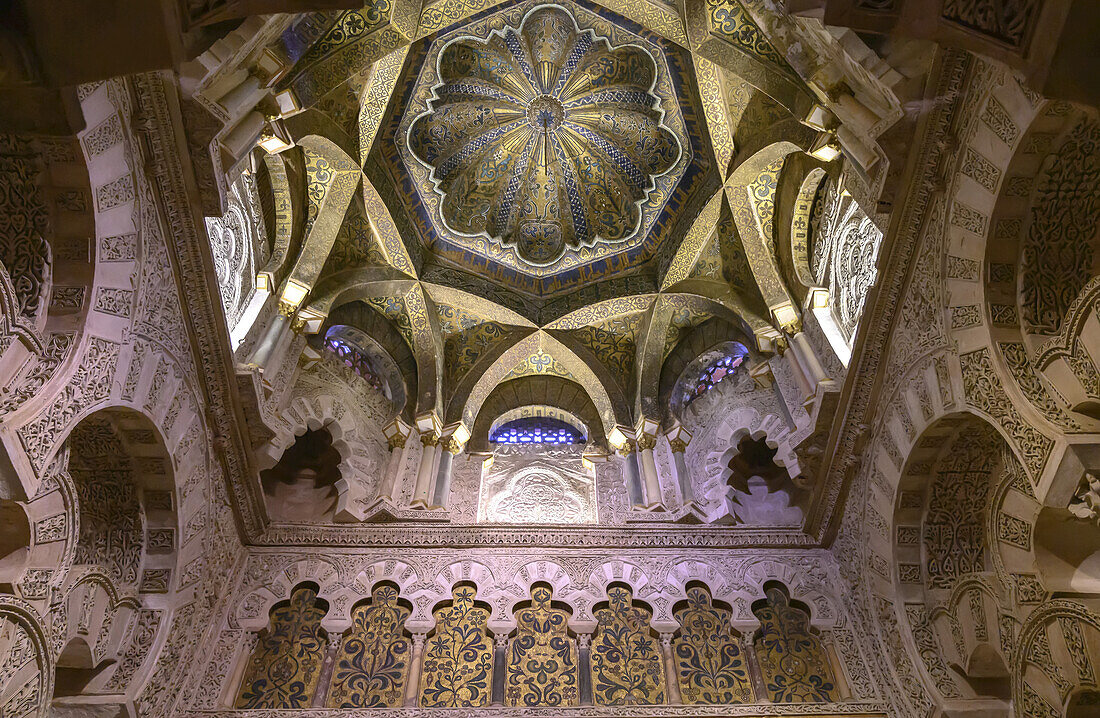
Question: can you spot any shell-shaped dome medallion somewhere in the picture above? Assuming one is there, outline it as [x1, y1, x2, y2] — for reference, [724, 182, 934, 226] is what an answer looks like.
[408, 5, 681, 264]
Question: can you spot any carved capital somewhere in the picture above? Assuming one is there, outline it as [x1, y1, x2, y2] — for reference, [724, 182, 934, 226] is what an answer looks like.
[668, 438, 688, 454]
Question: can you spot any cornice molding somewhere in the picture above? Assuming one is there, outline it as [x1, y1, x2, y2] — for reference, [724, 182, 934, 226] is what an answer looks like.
[181, 703, 887, 717]
[255, 523, 818, 548]
[132, 71, 269, 537]
[806, 47, 973, 542]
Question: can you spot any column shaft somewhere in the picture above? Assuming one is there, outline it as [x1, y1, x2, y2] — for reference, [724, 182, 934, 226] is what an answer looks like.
[404, 634, 426, 706]
[792, 331, 828, 386]
[410, 436, 439, 509]
[660, 634, 681, 705]
[672, 450, 692, 504]
[377, 440, 408, 503]
[639, 447, 665, 511]
[432, 449, 456, 508]
[623, 451, 644, 507]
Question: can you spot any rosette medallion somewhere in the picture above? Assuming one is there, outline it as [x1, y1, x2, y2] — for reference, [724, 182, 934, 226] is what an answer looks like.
[408, 5, 681, 264]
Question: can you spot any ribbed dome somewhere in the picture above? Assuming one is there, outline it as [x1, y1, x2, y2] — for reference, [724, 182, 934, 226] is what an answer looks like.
[408, 5, 681, 264]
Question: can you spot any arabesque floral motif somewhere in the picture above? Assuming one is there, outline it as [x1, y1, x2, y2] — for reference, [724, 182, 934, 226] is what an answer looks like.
[419, 584, 494, 707]
[751, 585, 836, 703]
[327, 583, 411, 708]
[673, 585, 754, 704]
[590, 584, 666, 705]
[236, 585, 328, 709]
[505, 583, 579, 706]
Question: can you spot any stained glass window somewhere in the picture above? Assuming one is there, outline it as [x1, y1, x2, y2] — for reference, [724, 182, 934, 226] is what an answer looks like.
[324, 336, 383, 392]
[490, 417, 583, 445]
[684, 353, 744, 406]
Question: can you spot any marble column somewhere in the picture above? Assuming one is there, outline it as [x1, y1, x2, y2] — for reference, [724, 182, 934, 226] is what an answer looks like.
[377, 428, 410, 503]
[404, 633, 427, 706]
[311, 640, 340, 707]
[432, 433, 465, 509]
[409, 431, 440, 509]
[791, 331, 828, 387]
[659, 633, 681, 704]
[577, 633, 593, 705]
[636, 432, 666, 511]
[621, 446, 644, 508]
[247, 309, 290, 370]
[668, 434, 693, 505]
[781, 335, 814, 401]
[492, 633, 508, 705]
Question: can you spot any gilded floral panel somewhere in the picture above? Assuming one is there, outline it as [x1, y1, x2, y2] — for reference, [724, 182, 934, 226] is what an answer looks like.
[327, 584, 412, 708]
[505, 584, 579, 706]
[590, 584, 666, 705]
[752, 586, 836, 702]
[673, 585, 753, 704]
[419, 584, 494, 707]
[236, 585, 328, 708]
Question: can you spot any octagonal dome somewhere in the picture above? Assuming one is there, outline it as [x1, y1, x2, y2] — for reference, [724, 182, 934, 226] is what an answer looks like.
[406, 4, 682, 265]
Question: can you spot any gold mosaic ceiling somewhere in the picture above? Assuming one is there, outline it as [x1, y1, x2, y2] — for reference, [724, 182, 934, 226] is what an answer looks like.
[405, 5, 684, 265]
[246, 0, 833, 425]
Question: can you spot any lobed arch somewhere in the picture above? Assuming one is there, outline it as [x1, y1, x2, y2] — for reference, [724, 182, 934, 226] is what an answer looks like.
[351, 560, 419, 597]
[232, 557, 342, 632]
[662, 558, 730, 601]
[735, 559, 837, 628]
[509, 559, 573, 597]
[586, 561, 652, 599]
[695, 404, 801, 520]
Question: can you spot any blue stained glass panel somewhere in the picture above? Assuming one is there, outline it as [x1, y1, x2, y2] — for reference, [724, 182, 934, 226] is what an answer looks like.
[490, 417, 583, 444]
